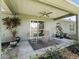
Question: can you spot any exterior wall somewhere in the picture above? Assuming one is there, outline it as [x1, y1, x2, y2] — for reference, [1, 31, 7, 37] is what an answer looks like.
[45, 20, 76, 36]
[1, 15, 30, 42]
[1, 15, 77, 42]
[59, 21, 76, 34]
[17, 18, 30, 41]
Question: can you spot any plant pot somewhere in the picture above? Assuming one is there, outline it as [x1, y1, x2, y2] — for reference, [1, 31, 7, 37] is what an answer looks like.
[10, 44, 17, 48]
[10, 41, 17, 48]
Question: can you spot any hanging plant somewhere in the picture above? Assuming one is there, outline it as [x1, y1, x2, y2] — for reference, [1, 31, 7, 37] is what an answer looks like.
[2, 17, 21, 40]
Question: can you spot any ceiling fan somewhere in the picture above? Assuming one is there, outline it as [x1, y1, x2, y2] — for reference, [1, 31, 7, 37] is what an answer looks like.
[40, 11, 52, 17]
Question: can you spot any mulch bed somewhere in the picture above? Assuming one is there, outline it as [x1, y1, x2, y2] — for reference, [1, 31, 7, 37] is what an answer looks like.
[60, 48, 79, 59]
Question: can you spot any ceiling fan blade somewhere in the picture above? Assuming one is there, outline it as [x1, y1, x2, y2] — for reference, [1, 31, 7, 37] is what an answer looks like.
[47, 12, 52, 14]
[39, 11, 52, 17]
[40, 12, 44, 14]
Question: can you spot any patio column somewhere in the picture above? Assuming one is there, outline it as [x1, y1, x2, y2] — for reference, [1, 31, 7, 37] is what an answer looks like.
[76, 14, 79, 42]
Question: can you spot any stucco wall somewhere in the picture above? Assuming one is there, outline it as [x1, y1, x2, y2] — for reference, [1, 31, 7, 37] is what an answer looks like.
[45, 20, 76, 36]
[1, 15, 77, 42]
[17, 18, 30, 41]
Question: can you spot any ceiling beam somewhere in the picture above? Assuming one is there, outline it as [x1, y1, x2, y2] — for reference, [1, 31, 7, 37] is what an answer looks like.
[53, 13, 75, 20]
[3, 0, 16, 15]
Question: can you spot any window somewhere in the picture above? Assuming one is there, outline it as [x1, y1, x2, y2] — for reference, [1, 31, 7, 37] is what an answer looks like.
[38, 21, 44, 36]
[69, 24, 74, 33]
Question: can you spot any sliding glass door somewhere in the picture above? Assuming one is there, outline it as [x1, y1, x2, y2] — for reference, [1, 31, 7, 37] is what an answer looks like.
[30, 20, 44, 39]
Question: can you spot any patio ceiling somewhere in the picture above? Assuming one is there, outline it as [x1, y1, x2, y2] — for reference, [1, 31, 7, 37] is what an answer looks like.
[1, 0, 11, 14]
[39, 0, 79, 14]
[1, 0, 79, 19]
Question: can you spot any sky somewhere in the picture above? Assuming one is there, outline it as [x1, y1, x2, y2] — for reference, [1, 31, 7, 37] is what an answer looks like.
[73, 0, 79, 5]
[65, 0, 79, 22]
[65, 16, 76, 22]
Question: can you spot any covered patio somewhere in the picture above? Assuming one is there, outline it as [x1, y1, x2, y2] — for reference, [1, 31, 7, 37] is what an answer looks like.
[1, 0, 79, 59]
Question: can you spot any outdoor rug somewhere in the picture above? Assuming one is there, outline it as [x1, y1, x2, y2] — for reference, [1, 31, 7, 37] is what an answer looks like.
[28, 39, 59, 50]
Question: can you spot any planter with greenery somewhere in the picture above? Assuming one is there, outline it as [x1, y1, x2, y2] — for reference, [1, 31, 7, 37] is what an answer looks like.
[29, 48, 64, 59]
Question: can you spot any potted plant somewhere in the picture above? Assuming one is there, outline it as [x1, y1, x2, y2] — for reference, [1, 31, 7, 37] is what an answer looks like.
[2, 17, 21, 41]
